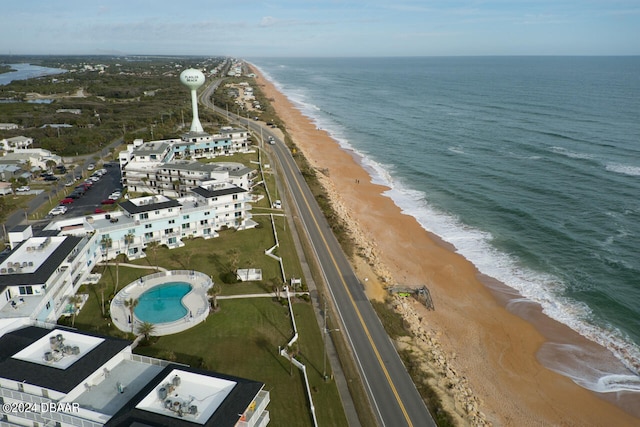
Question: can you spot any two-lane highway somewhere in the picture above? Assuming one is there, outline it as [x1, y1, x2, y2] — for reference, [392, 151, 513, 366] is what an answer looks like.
[201, 81, 436, 426]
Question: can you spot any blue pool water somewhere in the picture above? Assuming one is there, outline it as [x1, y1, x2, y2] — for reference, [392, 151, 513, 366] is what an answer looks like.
[134, 282, 191, 323]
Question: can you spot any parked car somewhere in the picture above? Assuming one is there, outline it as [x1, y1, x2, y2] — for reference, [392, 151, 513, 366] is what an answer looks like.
[109, 191, 122, 200]
[49, 206, 67, 216]
[44, 175, 58, 181]
[65, 180, 75, 187]
[273, 200, 282, 209]
[101, 199, 116, 205]
[60, 198, 74, 205]
[94, 208, 107, 214]
[87, 163, 95, 170]
[16, 186, 30, 192]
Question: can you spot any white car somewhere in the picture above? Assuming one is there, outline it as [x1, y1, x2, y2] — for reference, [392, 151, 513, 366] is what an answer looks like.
[87, 163, 95, 171]
[99, 168, 107, 175]
[273, 200, 282, 209]
[109, 192, 121, 200]
[49, 206, 67, 216]
[16, 186, 30, 192]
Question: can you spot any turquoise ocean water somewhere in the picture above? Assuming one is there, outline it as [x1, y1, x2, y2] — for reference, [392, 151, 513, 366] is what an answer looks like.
[249, 57, 640, 394]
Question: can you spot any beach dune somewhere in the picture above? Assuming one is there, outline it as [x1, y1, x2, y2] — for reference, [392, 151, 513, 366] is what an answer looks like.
[248, 64, 639, 426]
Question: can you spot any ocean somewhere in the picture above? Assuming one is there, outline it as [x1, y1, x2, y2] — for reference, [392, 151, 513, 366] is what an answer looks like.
[249, 56, 640, 394]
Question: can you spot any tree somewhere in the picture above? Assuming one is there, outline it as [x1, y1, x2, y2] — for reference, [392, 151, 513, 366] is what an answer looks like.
[145, 241, 160, 272]
[45, 159, 57, 172]
[207, 283, 222, 311]
[68, 294, 83, 327]
[123, 298, 139, 333]
[96, 280, 107, 317]
[136, 321, 156, 341]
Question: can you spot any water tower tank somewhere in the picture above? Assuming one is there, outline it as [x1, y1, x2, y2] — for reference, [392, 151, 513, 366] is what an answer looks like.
[180, 69, 205, 133]
[180, 69, 205, 89]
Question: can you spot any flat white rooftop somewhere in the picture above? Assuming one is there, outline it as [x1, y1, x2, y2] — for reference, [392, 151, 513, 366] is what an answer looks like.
[136, 369, 236, 424]
[0, 235, 66, 275]
[73, 358, 164, 416]
[130, 194, 172, 207]
[12, 330, 104, 370]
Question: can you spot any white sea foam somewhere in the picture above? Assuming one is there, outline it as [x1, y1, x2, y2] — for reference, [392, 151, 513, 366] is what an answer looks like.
[539, 343, 640, 393]
[255, 63, 640, 390]
[550, 146, 595, 160]
[606, 162, 640, 176]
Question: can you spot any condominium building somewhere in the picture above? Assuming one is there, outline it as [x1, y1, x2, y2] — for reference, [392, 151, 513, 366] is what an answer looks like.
[0, 325, 270, 427]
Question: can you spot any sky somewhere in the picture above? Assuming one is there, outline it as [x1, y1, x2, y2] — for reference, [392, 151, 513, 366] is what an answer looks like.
[1, 1, 639, 57]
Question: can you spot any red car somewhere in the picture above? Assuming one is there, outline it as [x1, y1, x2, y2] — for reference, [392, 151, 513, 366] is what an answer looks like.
[60, 198, 74, 204]
[101, 199, 116, 205]
[94, 208, 107, 214]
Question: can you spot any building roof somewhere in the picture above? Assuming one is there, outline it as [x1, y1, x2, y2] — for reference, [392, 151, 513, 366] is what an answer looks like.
[133, 142, 172, 156]
[0, 326, 130, 393]
[191, 185, 247, 199]
[0, 235, 82, 291]
[105, 364, 264, 427]
[119, 198, 182, 215]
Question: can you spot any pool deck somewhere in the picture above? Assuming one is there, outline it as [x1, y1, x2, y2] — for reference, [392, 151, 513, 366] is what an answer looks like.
[111, 270, 212, 336]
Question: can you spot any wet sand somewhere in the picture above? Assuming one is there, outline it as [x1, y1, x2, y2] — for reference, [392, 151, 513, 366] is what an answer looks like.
[248, 64, 640, 426]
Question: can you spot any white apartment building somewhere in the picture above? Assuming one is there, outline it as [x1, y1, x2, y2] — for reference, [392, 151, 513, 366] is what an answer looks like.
[0, 325, 270, 427]
[119, 128, 254, 198]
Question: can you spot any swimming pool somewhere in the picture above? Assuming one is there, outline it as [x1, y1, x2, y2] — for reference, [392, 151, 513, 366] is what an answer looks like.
[134, 282, 192, 324]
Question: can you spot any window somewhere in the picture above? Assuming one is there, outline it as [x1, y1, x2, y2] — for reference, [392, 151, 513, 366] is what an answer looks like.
[200, 220, 208, 225]
[145, 223, 152, 229]
[233, 194, 238, 200]
[155, 210, 160, 215]
[182, 223, 190, 230]
[19, 286, 34, 295]
[165, 228, 174, 235]
[183, 215, 190, 220]
[204, 211, 210, 216]
[140, 213, 149, 220]
[168, 219, 175, 224]
[144, 232, 153, 239]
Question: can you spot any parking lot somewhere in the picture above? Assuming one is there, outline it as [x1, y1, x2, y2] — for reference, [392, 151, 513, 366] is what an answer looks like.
[48, 164, 123, 218]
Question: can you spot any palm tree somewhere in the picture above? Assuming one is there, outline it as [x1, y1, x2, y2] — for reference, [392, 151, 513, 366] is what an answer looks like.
[123, 298, 139, 333]
[136, 321, 156, 341]
[68, 294, 83, 327]
[45, 159, 57, 173]
[96, 280, 107, 317]
[207, 283, 222, 311]
[145, 241, 160, 271]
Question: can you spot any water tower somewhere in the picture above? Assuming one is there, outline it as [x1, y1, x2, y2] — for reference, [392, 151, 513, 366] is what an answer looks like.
[180, 68, 205, 133]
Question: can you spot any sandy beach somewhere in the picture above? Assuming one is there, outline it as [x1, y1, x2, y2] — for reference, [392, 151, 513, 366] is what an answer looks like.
[248, 64, 640, 426]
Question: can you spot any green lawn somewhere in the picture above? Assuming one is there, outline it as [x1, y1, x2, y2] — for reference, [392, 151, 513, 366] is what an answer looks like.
[70, 217, 347, 426]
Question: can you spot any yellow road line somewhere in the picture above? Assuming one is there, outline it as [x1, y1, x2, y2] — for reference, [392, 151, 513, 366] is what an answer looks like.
[284, 151, 413, 427]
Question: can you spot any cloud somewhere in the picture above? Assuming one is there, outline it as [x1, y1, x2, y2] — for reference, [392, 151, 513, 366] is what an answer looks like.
[260, 16, 279, 27]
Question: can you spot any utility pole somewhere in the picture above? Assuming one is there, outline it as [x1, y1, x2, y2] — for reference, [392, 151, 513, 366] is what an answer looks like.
[322, 298, 339, 381]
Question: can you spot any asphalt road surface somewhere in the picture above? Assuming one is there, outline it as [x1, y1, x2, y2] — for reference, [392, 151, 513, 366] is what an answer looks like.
[201, 82, 436, 427]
